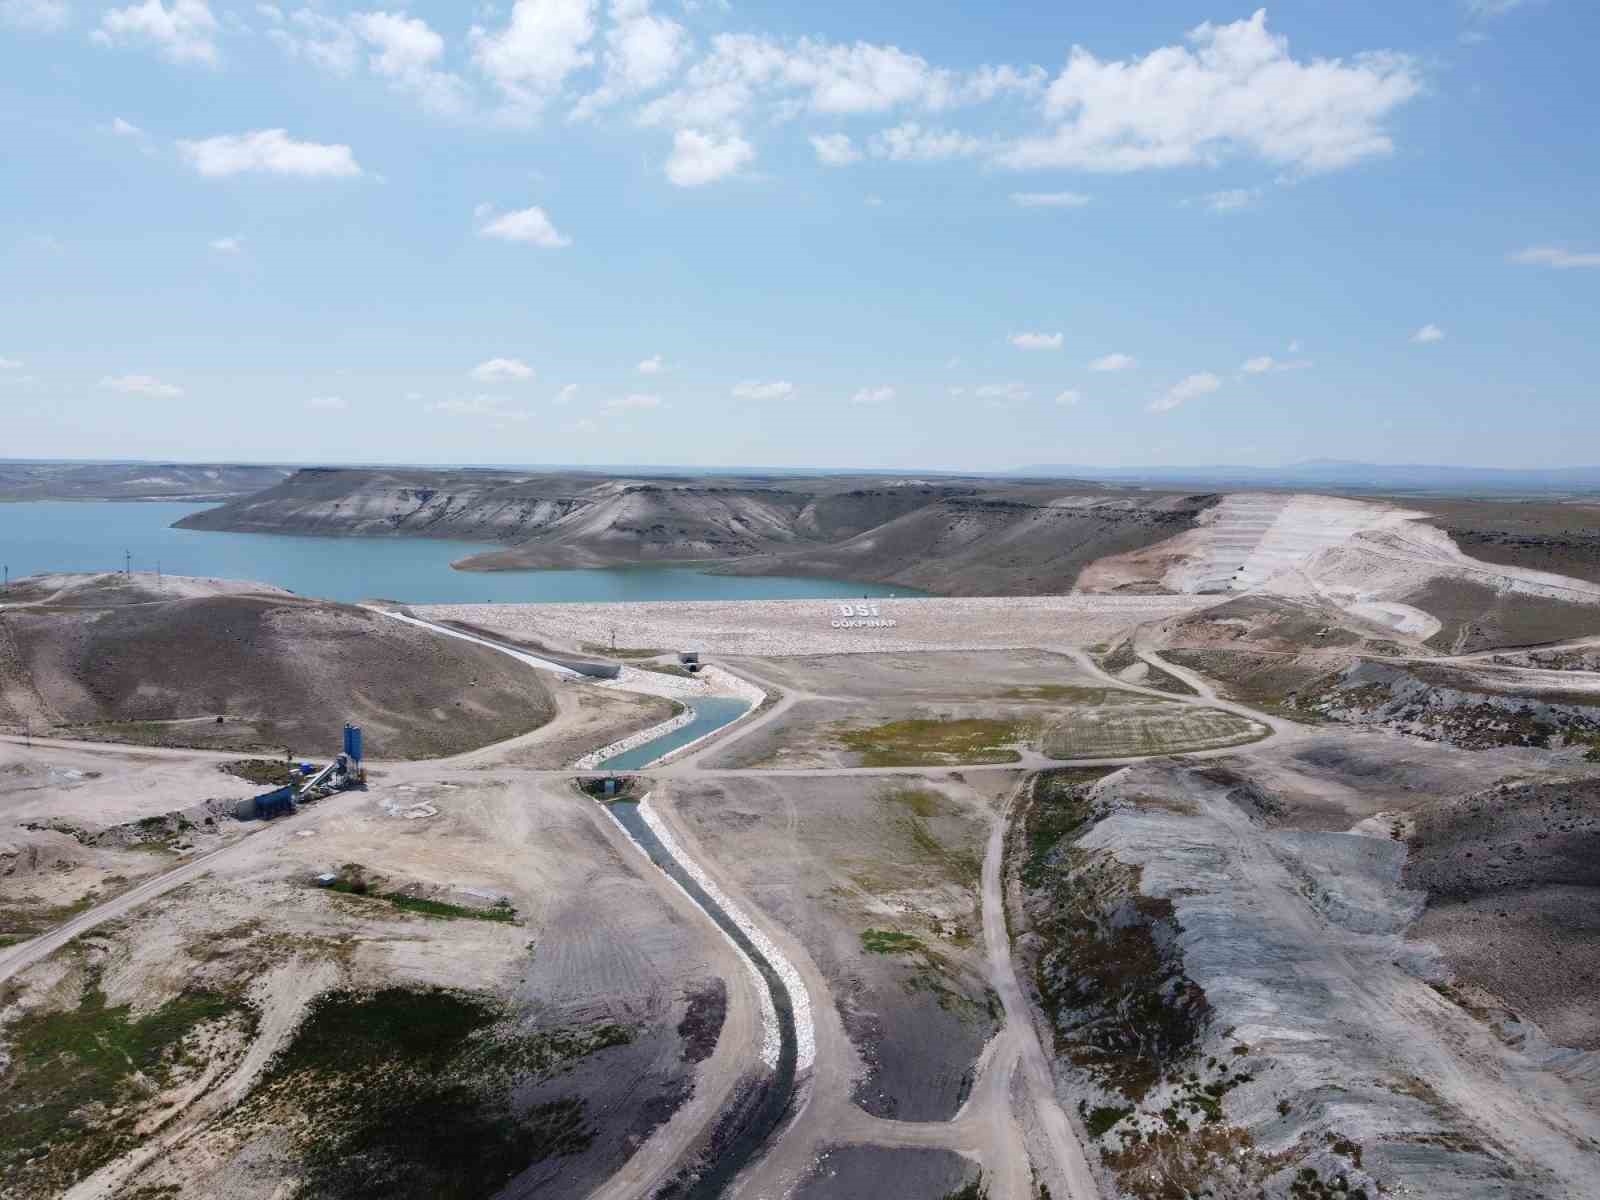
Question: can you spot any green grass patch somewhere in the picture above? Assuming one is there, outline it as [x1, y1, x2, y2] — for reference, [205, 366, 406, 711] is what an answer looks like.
[220, 758, 301, 786]
[941, 1178, 989, 1200]
[320, 868, 517, 923]
[0, 892, 99, 943]
[1018, 771, 1111, 889]
[861, 929, 926, 955]
[243, 987, 629, 1200]
[1085, 1104, 1134, 1137]
[880, 786, 942, 818]
[580, 643, 664, 659]
[0, 969, 252, 1190]
[837, 718, 1030, 766]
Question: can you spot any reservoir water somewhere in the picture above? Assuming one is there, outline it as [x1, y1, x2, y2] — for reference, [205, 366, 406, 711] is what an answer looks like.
[0, 502, 914, 605]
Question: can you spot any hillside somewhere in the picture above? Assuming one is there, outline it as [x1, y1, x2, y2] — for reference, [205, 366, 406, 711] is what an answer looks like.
[0, 462, 290, 501]
[177, 468, 1217, 595]
[0, 573, 554, 757]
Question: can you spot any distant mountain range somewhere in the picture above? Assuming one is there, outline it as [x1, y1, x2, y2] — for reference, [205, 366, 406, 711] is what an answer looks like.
[1014, 460, 1600, 493]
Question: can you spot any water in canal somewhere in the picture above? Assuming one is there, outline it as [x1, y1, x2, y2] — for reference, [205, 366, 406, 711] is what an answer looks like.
[600, 697, 752, 770]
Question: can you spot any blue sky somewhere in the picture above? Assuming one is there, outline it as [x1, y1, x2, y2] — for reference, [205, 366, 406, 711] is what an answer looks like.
[1, 0, 1596, 471]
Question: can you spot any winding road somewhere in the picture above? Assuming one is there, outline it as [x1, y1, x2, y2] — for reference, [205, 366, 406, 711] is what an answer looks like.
[0, 609, 1313, 1200]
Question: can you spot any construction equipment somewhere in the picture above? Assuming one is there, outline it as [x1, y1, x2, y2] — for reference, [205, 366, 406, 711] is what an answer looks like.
[234, 724, 365, 819]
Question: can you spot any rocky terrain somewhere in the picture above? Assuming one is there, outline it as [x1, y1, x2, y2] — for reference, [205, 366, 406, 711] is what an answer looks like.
[175, 467, 1217, 595]
[3, 492, 1600, 1200]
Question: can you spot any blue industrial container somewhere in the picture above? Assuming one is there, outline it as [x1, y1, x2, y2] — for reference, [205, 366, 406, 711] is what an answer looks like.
[343, 723, 363, 763]
[254, 785, 295, 819]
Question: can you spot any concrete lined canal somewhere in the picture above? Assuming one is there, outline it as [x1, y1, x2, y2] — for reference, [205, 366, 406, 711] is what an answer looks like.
[606, 799, 798, 1198]
[599, 697, 752, 770]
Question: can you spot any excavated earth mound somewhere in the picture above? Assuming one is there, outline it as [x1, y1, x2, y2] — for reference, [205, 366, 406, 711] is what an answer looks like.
[0, 573, 553, 756]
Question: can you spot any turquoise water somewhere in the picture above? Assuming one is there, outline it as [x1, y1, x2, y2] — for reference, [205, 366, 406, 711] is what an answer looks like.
[600, 697, 752, 770]
[0, 501, 914, 605]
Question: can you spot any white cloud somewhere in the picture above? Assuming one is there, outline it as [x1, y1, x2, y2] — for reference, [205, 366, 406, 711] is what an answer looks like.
[404, 390, 423, 401]
[109, 117, 144, 137]
[1010, 331, 1062, 351]
[975, 381, 1029, 403]
[306, 395, 345, 409]
[1089, 353, 1136, 372]
[869, 122, 983, 162]
[608, 392, 662, 409]
[1411, 323, 1445, 344]
[0, 356, 22, 369]
[2, 0, 69, 31]
[1511, 246, 1600, 270]
[1150, 372, 1220, 413]
[1010, 191, 1091, 208]
[267, 9, 358, 74]
[572, 0, 688, 119]
[1240, 355, 1311, 374]
[864, 194, 884, 207]
[851, 385, 894, 405]
[470, 357, 535, 382]
[666, 128, 753, 186]
[96, 0, 220, 65]
[1055, 389, 1081, 406]
[353, 11, 470, 117]
[566, 416, 600, 434]
[808, 132, 861, 166]
[998, 11, 1420, 174]
[471, 0, 599, 113]
[477, 204, 571, 247]
[641, 33, 1042, 135]
[732, 379, 793, 400]
[208, 235, 241, 252]
[1201, 187, 1261, 213]
[554, 383, 578, 404]
[177, 129, 362, 177]
[1287, 339, 1303, 353]
[637, 354, 665, 374]
[101, 373, 183, 397]
[255, 3, 281, 20]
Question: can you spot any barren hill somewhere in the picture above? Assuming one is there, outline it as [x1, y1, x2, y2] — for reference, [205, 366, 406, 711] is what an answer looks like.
[0, 461, 290, 501]
[0, 573, 553, 757]
[176, 468, 1218, 594]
